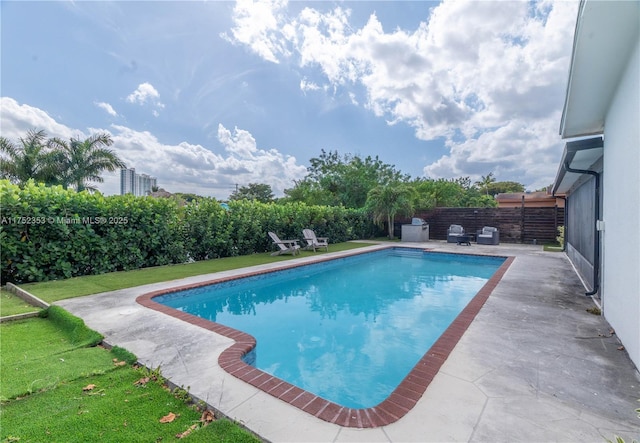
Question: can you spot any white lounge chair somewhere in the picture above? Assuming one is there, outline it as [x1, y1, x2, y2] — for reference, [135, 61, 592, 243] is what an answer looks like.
[268, 231, 300, 256]
[302, 229, 329, 252]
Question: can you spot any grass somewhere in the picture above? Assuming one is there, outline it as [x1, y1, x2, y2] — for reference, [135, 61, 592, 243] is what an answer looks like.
[0, 289, 42, 317]
[0, 312, 260, 443]
[21, 241, 373, 303]
[543, 243, 563, 252]
[0, 317, 111, 401]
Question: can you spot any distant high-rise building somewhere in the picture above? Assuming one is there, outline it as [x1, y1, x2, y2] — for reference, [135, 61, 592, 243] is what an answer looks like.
[137, 173, 157, 196]
[120, 168, 157, 196]
[120, 168, 136, 195]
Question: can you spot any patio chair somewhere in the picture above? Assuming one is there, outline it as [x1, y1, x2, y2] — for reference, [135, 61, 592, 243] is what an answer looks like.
[268, 231, 300, 256]
[447, 224, 465, 243]
[476, 226, 499, 245]
[302, 228, 329, 252]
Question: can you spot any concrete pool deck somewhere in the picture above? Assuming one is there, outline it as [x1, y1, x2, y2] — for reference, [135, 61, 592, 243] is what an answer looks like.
[56, 242, 640, 442]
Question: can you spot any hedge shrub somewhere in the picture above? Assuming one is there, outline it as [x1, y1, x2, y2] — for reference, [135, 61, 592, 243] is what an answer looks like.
[0, 180, 374, 283]
[1, 181, 187, 282]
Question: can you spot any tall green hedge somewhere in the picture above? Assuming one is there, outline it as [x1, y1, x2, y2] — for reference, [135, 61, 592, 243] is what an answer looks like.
[0, 180, 374, 283]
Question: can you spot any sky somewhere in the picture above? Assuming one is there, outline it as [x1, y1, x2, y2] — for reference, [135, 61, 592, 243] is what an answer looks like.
[0, 0, 580, 199]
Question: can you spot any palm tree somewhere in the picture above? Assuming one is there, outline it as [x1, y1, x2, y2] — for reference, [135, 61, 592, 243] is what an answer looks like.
[0, 129, 59, 185]
[48, 133, 126, 192]
[476, 172, 496, 196]
[365, 183, 416, 239]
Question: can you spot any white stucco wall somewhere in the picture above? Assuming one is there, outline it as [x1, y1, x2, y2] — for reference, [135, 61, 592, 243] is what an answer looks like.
[602, 37, 640, 370]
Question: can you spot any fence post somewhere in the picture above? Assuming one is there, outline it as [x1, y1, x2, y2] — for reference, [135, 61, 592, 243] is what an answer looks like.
[520, 195, 525, 243]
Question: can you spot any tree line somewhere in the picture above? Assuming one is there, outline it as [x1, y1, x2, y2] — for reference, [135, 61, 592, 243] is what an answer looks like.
[233, 151, 524, 209]
[0, 129, 125, 192]
[231, 151, 525, 238]
[2, 130, 526, 239]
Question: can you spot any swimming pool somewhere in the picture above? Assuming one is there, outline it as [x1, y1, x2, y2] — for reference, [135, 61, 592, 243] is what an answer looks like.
[145, 247, 511, 424]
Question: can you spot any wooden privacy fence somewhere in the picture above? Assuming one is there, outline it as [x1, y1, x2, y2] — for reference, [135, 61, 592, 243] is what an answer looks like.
[395, 206, 564, 244]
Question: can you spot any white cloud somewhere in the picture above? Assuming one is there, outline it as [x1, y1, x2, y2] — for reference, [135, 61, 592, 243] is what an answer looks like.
[106, 124, 306, 198]
[225, 0, 579, 189]
[126, 82, 165, 114]
[217, 123, 258, 159]
[1, 97, 307, 199]
[222, 0, 291, 64]
[0, 97, 77, 141]
[300, 77, 320, 93]
[348, 92, 358, 106]
[216, 123, 307, 193]
[424, 112, 564, 191]
[95, 101, 118, 117]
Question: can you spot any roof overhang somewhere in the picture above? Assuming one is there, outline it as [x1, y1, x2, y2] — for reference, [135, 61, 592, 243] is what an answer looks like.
[559, 0, 640, 138]
[552, 136, 603, 195]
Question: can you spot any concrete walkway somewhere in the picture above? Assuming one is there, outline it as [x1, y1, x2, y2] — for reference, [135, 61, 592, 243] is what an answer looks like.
[56, 242, 640, 442]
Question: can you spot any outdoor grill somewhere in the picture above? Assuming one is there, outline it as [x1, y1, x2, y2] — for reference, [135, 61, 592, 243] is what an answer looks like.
[401, 218, 429, 242]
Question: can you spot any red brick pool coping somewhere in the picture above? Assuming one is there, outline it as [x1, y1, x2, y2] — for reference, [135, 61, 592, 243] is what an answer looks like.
[137, 248, 514, 428]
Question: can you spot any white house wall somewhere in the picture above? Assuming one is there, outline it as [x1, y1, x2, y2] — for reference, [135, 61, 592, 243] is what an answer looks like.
[602, 38, 640, 369]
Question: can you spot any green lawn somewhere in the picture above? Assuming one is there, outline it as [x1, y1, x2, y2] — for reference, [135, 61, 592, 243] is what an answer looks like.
[0, 317, 113, 401]
[0, 289, 42, 317]
[0, 314, 259, 443]
[21, 241, 373, 303]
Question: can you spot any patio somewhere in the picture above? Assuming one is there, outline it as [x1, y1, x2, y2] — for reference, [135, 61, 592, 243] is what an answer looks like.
[56, 241, 640, 442]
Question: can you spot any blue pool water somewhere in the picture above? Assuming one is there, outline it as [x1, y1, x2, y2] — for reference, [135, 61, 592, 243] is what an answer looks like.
[156, 248, 505, 408]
